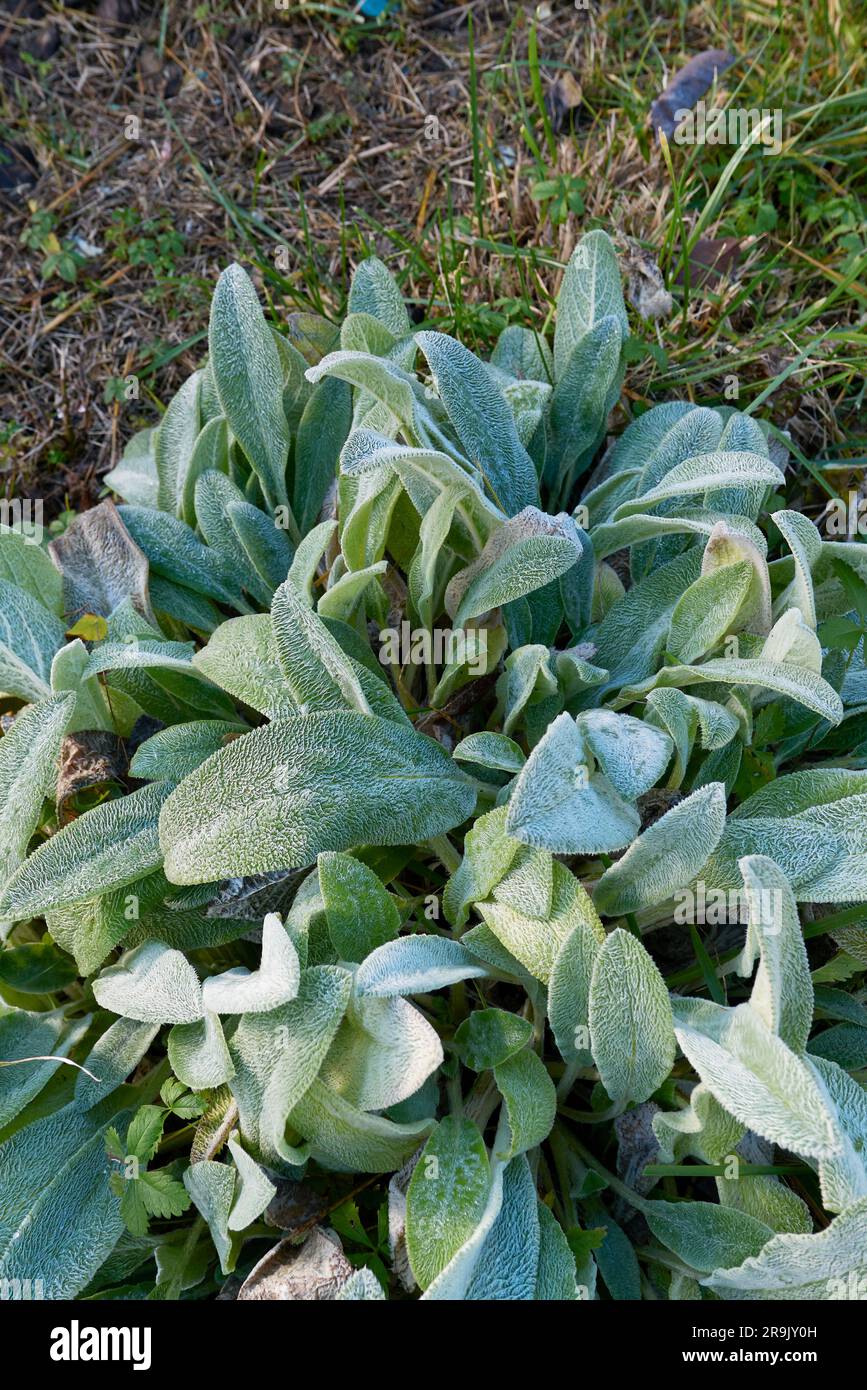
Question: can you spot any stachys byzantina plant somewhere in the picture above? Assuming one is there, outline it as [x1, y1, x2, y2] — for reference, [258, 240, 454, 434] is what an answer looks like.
[0, 231, 865, 1301]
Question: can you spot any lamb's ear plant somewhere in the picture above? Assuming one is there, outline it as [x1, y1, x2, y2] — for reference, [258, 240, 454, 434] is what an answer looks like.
[2, 233, 866, 1301]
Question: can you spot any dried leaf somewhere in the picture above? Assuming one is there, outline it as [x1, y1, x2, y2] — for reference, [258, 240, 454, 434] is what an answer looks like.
[48, 499, 155, 624]
[236, 1228, 352, 1301]
[650, 50, 737, 141]
[56, 730, 126, 824]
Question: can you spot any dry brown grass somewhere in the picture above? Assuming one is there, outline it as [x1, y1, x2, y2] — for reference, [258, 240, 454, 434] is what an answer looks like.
[1, 0, 864, 518]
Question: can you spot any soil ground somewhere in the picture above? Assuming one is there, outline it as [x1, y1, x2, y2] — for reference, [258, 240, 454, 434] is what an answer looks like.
[1, 0, 865, 523]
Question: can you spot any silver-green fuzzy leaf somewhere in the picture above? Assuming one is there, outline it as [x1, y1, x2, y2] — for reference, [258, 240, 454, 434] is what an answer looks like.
[0, 781, 172, 921]
[159, 711, 476, 884]
[93, 941, 204, 1024]
[406, 1117, 492, 1290]
[594, 782, 727, 917]
[588, 928, 676, 1104]
[209, 263, 291, 511]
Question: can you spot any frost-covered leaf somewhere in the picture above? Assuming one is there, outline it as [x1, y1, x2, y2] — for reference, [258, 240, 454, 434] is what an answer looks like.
[154, 372, 203, 517]
[716, 1172, 811, 1237]
[547, 316, 623, 493]
[591, 508, 766, 564]
[333, 1267, 386, 1300]
[535, 1203, 580, 1300]
[183, 1159, 236, 1275]
[0, 1009, 90, 1126]
[307, 351, 428, 447]
[416, 331, 539, 516]
[644, 1199, 773, 1274]
[493, 1047, 556, 1158]
[703, 769, 867, 901]
[226, 1130, 276, 1231]
[355, 936, 488, 997]
[506, 712, 640, 855]
[0, 1104, 124, 1298]
[209, 264, 291, 511]
[554, 230, 628, 380]
[615, 655, 843, 726]
[93, 941, 204, 1024]
[478, 859, 601, 984]
[348, 256, 411, 339]
[103, 427, 159, 509]
[575, 709, 673, 800]
[673, 999, 841, 1160]
[168, 1012, 234, 1090]
[667, 560, 753, 664]
[118, 505, 240, 606]
[289, 1078, 434, 1173]
[762, 606, 822, 670]
[228, 965, 352, 1167]
[589, 929, 676, 1103]
[701, 1197, 867, 1299]
[0, 578, 66, 701]
[193, 470, 273, 607]
[700, 520, 772, 635]
[592, 549, 701, 693]
[453, 732, 526, 775]
[271, 576, 371, 714]
[420, 1161, 506, 1300]
[454, 1008, 533, 1071]
[47, 869, 248, 977]
[73, 1017, 159, 1111]
[406, 1117, 491, 1290]
[442, 804, 521, 930]
[445, 507, 582, 627]
[0, 694, 73, 913]
[738, 855, 812, 1055]
[594, 783, 727, 917]
[317, 559, 386, 623]
[82, 637, 197, 682]
[202, 914, 301, 1015]
[547, 918, 604, 1066]
[772, 509, 821, 628]
[0, 523, 63, 612]
[320, 989, 442, 1111]
[492, 844, 553, 919]
[806, 1055, 867, 1214]
[129, 719, 248, 782]
[0, 782, 172, 921]
[614, 452, 784, 519]
[464, 1154, 540, 1300]
[193, 614, 295, 719]
[294, 376, 352, 534]
[160, 712, 475, 884]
